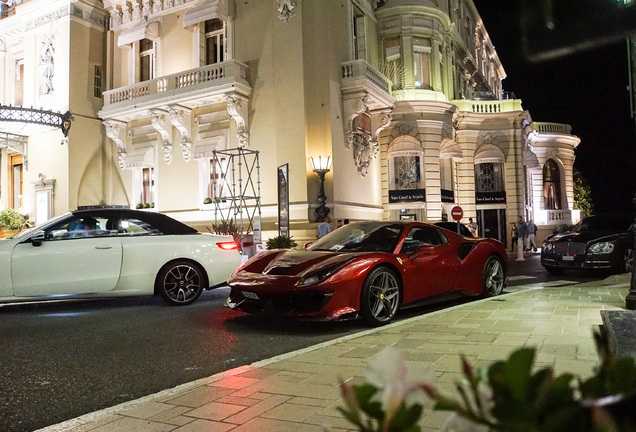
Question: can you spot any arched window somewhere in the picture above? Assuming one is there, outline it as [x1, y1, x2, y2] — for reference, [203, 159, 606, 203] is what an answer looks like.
[474, 144, 505, 193]
[543, 159, 562, 210]
[388, 136, 424, 191]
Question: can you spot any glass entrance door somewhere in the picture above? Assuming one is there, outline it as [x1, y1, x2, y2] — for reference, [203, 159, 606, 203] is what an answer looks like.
[477, 209, 507, 244]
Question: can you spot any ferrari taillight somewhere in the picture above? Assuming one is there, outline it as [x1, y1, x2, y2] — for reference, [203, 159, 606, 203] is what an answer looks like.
[217, 241, 239, 251]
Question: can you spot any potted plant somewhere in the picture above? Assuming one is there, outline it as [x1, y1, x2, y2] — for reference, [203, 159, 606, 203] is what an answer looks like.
[210, 219, 243, 249]
[0, 207, 26, 237]
[265, 235, 298, 249]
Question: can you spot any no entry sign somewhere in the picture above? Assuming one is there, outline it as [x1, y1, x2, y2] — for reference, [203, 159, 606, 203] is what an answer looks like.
[451, 206, 463, 221]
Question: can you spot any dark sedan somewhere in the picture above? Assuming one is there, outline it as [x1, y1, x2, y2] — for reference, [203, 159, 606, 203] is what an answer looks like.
[541, 213, 636, 275]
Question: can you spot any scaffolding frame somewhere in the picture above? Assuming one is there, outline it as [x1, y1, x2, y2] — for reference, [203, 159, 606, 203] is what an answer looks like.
[211, 147, 261, 248]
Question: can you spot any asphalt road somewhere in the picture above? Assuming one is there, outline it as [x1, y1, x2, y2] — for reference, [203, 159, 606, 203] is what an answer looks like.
[0, 252, 610, 432]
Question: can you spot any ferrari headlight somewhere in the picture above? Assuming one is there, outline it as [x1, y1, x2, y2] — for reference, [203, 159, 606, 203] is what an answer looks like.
[588, 241, 615, 255]
[297, 259, 354, 287]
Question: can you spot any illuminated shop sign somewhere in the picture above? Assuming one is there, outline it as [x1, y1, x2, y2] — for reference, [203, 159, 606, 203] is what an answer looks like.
[475, 191, 506, 204]
[389, 188, 426, 203]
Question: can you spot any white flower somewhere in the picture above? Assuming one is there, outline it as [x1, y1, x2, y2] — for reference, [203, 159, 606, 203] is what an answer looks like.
[363, 347, 435, 428]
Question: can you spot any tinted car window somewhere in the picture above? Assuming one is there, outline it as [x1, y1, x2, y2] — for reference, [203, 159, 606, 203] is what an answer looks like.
[308, 222, 404, 253]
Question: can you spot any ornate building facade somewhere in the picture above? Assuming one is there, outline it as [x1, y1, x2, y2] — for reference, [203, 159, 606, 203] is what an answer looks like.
[0, 0, 580, 248]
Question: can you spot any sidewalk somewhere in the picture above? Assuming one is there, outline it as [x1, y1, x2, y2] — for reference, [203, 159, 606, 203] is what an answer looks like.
[40, 274, 632, 432]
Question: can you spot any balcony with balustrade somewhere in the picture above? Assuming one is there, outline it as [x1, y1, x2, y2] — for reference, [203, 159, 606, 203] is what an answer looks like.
[99, 60, 251, 122]
[341, 60, 395, 110]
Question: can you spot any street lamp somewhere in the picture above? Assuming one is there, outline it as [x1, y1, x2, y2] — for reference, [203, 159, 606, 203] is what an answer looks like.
[310, 155, 332, 222]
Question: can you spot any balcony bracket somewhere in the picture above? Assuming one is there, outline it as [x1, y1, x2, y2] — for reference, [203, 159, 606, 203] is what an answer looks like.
[226, 94, 249, 148]
[169, 106, 192, 161]
[104, 120, 128, 170]
[150, 110, 173, 164]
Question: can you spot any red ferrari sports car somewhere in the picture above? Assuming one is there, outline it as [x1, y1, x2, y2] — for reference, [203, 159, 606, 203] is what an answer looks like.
[226, 221, 507, 326]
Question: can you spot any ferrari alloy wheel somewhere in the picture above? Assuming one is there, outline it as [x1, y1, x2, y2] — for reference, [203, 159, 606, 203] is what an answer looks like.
[482, 256, 505, 297]
[624, 248, 634, 273]
[360, 266, 401, 326]
[157, 260, 206, 305]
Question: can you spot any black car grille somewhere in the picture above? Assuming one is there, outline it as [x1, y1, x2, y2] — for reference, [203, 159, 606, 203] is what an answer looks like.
[554, 242, 586, 255]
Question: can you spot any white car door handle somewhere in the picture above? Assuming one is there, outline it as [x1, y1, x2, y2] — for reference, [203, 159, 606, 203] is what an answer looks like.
[95, 245, 113, 250]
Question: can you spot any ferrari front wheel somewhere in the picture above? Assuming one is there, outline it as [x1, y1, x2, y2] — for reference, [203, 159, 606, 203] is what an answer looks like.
[360, 266, 401, 326]
[482, 255, 505, 297]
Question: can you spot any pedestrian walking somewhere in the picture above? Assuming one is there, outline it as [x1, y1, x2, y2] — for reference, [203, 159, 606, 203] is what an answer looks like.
[510, 223, 518, 252]
[466, 217, 478, 237]
[527, 219, 538, 252]
[517, 217, 527, 249]
[317, 216, 332, 238]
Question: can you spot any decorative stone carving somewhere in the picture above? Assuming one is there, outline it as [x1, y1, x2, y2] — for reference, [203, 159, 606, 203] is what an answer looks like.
[104, 120, 128, 169]
[110, 7, 122, 28]
[142, 0, 152, 17]
[39, 33, 54, 95]
[150, 111, 173, 163]
[395, 122, 414, 137]
[131, 0, 143, 21]
[169, 106, 192, 161]
[346, 131, 378, 177]
[277, 0, 296, 23]
[226, 95, 249, 148]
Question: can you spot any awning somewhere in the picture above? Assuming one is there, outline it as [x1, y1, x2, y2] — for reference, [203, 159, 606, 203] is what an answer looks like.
[118, 21, 160, 47]
[439, 137, 463, 161]
[474, 144, 505, 163]
[523, 147, 540, 168]
[183, 0, 228, 27]
[125, 147, 154, 169]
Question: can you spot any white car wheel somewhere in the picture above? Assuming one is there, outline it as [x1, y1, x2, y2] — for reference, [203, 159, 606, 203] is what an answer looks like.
[157, 260, 206, 305]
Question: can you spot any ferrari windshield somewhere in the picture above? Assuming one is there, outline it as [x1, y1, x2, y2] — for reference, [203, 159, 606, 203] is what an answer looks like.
[308, 222, 404, 253]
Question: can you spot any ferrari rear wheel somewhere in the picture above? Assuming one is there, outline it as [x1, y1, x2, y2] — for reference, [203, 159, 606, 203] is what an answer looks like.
[157, 260, 206, 306]
[360, 266, 401, 326]
[482, 256, 505, 297]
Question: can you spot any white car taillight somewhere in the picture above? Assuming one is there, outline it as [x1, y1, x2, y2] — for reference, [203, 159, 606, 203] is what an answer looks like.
[217, 241, 239, 251]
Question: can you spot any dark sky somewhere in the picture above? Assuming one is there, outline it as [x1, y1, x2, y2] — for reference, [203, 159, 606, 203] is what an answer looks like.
[474, 1, 636, 213]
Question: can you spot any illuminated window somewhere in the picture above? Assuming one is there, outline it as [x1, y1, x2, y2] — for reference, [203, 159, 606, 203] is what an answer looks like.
[543, 159, 562, 210]
[139, 38, 154, 81]
[413, 38, 431, 89]
[474, 163, 504, 192]
[208, 157, 228, 199]
[141, 167, 154, 205]
[204, 19, 226, 65]
[387, 137, 424, 191]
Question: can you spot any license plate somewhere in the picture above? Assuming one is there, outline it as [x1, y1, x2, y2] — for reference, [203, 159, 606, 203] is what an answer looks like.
[242, 291, 259, 300]
[562, 256, 575, 261]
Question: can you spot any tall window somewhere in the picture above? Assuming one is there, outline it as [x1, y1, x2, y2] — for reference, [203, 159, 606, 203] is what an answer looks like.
[10, 154, 22, 208]
[440, 157, 454, 200]
[14, 61, 23, 106]
[475, 163, 504, 192]
[413, 38, 431, 89]
[543, 159, 562, 210]
[93, 65, 102, 98]
[139, 38, 154, 81]
[209, 157, 228, 199]
[141, 167, 154, 206]
[352, 5, 365, 60]
[205, 19, 226, 65]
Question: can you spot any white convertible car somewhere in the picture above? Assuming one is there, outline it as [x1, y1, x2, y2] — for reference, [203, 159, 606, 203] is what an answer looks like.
[0, 208, 242, 305]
